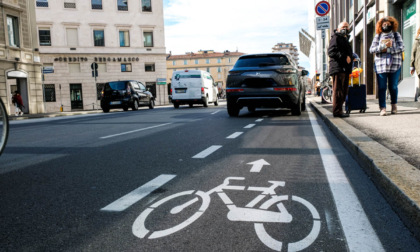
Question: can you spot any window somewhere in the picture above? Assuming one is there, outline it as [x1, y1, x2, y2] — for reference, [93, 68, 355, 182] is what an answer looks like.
[206, 59, 210, 64]
[94, 30, 105, 46]
[7, 16, 19, 47]
[66, 28, 78, 47]
[64, 0, 76, 8]
[36, 0, 48, 7]
[184, 60, 188, 65]
[121, 63, 132, 72]
[118, 0, 128, 11]
[218, 67, 221, 73]
[69, 63, 80, 73]
[145, 63, 155, 72]
[92, 0, 102, 9]
[228, 58, 232, 63]
[44, 84, 56, 102]
[96, 83, 105, 100]
[217, 58, 221, 63]
[143, 32, 153, 47]
[119, 31, 130, 47]
[142, 0, 152, 12]
[172, 61, 176, 66]
[195, 59, 199, 64]
[206, 67, 210, 72]
[39, 29, 51, 46]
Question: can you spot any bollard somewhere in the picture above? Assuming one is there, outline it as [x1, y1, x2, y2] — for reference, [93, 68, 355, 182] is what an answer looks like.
[60, 105, 63, 112]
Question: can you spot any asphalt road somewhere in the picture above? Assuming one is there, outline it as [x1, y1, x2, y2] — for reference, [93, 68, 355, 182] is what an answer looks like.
[1, 102, 419, 251]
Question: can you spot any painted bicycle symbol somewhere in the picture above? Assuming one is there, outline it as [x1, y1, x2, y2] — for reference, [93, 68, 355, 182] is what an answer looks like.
[133, 177, 321, 251]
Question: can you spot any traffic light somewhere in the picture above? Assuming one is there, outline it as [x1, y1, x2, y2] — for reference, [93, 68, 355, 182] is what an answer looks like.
[316, 73, 320, 81]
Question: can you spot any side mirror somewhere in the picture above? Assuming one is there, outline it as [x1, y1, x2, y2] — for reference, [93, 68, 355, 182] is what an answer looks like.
[301, 70, 309, 76]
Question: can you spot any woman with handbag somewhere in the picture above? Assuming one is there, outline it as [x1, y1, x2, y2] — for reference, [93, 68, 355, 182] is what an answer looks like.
[411, 27, 420, 98]
[369, 16, 405, 116]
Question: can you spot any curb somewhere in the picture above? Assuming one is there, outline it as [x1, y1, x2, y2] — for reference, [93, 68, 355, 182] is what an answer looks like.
[309, 98, 420, 241]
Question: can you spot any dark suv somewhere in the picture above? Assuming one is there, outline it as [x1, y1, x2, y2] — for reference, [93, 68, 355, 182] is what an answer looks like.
[100, 80, 154, 113]
[226, 53, 308, 116]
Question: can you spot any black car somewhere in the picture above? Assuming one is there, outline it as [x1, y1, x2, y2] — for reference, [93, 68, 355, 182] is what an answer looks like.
[100, 80, 154, 113]
[226, 53, 308, 116]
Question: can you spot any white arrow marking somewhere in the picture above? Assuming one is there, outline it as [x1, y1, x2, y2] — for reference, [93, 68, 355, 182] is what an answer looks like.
[247, 159, 270, 173]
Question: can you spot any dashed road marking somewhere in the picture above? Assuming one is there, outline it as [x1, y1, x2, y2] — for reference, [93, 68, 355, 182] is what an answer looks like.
[227, 132, 243, 139]
[244, 124, 256, 129]
[101, 174, 176, 212]
[100, 123, 172, 139]
[192, 145, 222, 158]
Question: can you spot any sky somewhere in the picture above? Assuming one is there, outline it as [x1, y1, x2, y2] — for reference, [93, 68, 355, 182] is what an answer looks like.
[163, 0, 311, 71]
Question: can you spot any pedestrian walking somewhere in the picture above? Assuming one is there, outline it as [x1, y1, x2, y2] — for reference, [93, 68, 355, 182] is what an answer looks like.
[410, 27, 420, 79]
[369, 16, 405, 116]
[11, 91, 24, 116]
[327, 21, 353, 118]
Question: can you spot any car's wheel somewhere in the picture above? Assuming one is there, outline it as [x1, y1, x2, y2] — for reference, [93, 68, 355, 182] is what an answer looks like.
[173, 102, 179, 108]
[227, 102, 240, 117]
[214, 97, 219, 106]
[203, 96, 209, 107]
[102, 107, 110, 113]
[247, 106, 256, 112]
[149, 99, 155, 109]
[132, 100, 139, 111]
[291, 96, 302, 116]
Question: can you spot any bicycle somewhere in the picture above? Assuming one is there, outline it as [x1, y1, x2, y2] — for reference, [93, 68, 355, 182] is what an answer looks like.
[320, 74, 333, 104]
[0, 97, 9, 155]
[133, 177, 321, 251]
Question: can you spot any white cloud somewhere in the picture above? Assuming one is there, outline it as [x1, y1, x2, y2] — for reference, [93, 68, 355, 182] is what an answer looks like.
[164, 0, 310, 58]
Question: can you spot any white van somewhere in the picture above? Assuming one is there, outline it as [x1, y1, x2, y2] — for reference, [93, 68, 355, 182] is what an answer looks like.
[171, 70, 219, 108]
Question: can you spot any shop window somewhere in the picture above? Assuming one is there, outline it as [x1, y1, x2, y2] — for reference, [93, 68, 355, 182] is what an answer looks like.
[121, 63, 132, 72]
[44, 84, 56, 102]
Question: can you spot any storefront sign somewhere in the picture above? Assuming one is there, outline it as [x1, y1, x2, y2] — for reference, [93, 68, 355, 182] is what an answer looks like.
[53, 56, 140, 62]
[157, 78, 166, 85]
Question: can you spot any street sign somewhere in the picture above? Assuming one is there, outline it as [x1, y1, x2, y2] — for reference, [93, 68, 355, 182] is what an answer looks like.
[315, 1, 330, 16]
[42, 66, 54, 74]
[317, 23, 330, 30]
[316, 16, 330, 30]
[91, 62, 98, 70]
[321, 30, 326, 39]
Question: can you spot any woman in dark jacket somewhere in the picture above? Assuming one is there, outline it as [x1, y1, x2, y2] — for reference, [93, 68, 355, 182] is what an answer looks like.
[327, 22, 354, 117]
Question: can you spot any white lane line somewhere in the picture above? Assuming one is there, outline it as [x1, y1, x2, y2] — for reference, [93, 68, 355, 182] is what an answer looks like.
[227, 132, 243, 139]
[211, 110, 222, 114]
[192, 145, 222, 158]
[100, 123, 172, 139]
[308, 107, 384, 251]
[244, 124, 256, 129]
[255, 119, 264, 122]
[101, 174, 176, 212]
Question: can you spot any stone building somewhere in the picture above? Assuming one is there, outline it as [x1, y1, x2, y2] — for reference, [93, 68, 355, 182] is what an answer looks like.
[0, 0, 43, 115]
[35, 0, 167, 112]
[166, 50, 245, 94]
[272, 43, 300, 65]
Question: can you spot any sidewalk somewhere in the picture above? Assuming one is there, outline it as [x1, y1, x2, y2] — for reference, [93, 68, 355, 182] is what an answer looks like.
[8, 109, 104, 121]
[309, 96, 420, 241]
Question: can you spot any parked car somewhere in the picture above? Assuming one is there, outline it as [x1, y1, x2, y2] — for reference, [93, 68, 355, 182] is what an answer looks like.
[171, 70, 219, 108]
[226, 53, 308, 116]
[100, 80, 154, 113]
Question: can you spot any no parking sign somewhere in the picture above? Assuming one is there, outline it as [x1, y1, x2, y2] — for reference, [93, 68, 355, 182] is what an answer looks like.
[315, 1, 330, 17]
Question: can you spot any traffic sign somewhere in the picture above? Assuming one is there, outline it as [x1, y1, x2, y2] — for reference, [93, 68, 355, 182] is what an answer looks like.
[315, 1, 330, 16]
[316, 16, 330, 30]
[317, 23, 330, 30]
[91, 62, 98, 70]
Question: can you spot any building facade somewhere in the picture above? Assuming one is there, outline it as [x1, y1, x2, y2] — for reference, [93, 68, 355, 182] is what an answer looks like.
[272, 43, 300, 65]
[166, 50, 245, 94]
[35, 0, 167, 112]
[0, 0, 43, 115]
[312, 0, 418, 98]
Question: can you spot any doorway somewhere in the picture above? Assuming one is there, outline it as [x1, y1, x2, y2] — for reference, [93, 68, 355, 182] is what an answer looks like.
[7, 71, 29, 114]
[70, 84, 83, 110]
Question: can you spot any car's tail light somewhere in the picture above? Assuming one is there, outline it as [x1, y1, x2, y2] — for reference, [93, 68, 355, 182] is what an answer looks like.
[101, 90, 104, 97]
[170, 88, 172, 95]
[275, 69, 297, 74]
[274, 87, 297, 92]
[226, 88, 244, 92]
[201, 87, 205, 94]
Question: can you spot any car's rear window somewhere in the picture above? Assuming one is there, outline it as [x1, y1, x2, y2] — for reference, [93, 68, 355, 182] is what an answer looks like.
[106, 81, 127, 91]
[235, 56, 290, 67]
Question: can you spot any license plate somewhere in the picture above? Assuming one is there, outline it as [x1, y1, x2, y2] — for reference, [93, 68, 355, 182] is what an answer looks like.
[110, 101, 121, 105]
[176, 89, 186, 93]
